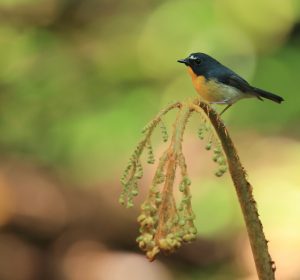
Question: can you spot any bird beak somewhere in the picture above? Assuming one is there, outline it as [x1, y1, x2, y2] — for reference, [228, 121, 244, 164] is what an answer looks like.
[177, 58, 190, 66]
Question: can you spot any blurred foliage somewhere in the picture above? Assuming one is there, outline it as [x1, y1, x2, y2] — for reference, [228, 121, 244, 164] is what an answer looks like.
[0, 0, 299, 183]
[0, 0, 300, 279]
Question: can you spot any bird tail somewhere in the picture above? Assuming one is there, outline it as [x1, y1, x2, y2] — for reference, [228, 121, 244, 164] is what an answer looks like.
[252, 87, 284, 104]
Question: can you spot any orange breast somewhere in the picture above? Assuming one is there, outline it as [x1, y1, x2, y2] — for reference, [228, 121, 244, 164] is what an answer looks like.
[187, 67, 225, 102]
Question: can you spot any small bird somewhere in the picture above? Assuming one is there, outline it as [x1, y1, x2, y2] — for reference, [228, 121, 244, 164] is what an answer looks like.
[178, 53, 284, 115]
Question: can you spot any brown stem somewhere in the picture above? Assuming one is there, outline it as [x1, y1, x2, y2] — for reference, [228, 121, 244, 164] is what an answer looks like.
[192, 101, 275, 280]
[156, 106, 192, 243]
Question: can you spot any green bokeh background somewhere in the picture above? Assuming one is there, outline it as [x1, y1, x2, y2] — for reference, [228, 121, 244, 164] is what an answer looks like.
[0, 0, 300, 279]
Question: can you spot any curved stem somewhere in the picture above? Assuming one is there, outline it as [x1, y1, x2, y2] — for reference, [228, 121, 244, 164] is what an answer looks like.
[156, 105, 193, 242]
[191, 101, 275, 280]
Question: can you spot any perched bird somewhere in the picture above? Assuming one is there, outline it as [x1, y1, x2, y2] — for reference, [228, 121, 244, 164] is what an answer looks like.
[178, 53, 284, 115]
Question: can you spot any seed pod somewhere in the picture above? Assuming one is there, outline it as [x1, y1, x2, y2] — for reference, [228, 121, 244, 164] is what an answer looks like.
[146, 141, 155, 164]
[160, 121, 168, 142]
[198, 127, 204, 140]
[205, 141, 212, 150]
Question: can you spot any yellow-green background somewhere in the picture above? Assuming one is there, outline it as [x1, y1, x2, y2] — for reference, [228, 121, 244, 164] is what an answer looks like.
[0, 0, 299, 279]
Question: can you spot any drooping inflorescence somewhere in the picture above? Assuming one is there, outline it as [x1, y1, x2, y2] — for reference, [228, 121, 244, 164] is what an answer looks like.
[119, 99, 227, 260]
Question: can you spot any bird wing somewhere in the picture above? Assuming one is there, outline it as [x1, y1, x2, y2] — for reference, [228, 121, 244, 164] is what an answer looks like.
[219, 74, 252, 93]
[217, 73, 263, 100]
[208, 66, 253, 93]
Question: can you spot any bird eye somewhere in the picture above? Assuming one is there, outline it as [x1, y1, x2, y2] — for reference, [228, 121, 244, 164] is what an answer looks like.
[195, 58, 201, 65]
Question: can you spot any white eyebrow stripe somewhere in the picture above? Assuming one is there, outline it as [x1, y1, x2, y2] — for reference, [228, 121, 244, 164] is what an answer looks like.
[190, 55, 196, 59]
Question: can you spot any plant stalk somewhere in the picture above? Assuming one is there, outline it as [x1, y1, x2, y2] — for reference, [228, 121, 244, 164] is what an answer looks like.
[192, 101, 275, 280]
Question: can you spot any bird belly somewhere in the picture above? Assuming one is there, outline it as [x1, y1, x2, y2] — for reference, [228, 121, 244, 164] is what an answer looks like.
[190, 74, 245, 104]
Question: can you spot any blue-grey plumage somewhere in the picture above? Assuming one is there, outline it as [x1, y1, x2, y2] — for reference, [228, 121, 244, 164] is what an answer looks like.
[177, 53, 284, 114]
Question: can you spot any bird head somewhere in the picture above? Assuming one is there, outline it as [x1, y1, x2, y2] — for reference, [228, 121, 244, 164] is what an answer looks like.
[177, 53, 219, 76]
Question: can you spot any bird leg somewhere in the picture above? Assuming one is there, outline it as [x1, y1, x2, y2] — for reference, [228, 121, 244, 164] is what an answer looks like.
[219, 104, 232, 116]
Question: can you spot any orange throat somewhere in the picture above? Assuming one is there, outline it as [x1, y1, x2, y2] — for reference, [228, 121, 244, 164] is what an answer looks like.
[187, 66, 209, 98]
